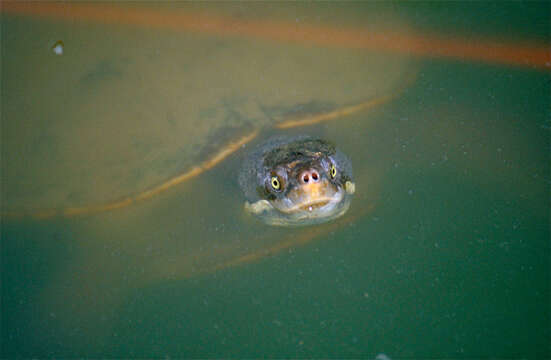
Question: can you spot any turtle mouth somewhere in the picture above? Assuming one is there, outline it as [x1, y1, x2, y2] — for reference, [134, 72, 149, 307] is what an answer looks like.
[283, 178, 341, 213]
[257, 189, 351, 226]
[283, 197, 334, 213]
[274, 190, 344, 215]
[300, 200, 330, 212]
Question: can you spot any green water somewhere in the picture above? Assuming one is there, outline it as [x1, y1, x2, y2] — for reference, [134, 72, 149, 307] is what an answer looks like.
[2, 2, 549, 358]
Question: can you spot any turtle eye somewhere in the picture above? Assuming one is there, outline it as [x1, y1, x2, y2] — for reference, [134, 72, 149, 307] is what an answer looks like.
[330, 164, 337, 179]
[270, 176, 282, 191]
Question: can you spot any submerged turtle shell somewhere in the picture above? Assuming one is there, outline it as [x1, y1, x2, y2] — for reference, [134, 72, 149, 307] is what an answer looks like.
[1, 13, 412, 216]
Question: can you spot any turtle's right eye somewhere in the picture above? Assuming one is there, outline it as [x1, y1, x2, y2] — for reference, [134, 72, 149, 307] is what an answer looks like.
[270, 176, 282, 191]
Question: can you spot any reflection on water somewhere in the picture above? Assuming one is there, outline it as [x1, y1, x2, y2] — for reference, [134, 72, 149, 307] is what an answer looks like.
[1, 2, 549, 358]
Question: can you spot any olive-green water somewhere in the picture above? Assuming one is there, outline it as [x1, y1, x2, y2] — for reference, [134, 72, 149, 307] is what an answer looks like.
[1, 3, 549, 358]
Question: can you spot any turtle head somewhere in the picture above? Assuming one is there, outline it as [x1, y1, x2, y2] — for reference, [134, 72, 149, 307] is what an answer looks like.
[241, 137, 354, 226]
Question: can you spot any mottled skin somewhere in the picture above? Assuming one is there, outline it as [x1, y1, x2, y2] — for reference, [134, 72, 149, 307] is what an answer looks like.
[239, 136, 355, 226]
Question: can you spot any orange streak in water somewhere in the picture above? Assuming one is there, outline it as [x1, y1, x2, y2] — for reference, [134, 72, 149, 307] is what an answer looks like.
[2, 2, 549, 70]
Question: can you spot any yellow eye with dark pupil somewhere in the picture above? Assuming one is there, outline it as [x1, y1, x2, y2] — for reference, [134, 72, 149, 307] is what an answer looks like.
[271, 176, 281, 190]
[330, 164, 337, 178]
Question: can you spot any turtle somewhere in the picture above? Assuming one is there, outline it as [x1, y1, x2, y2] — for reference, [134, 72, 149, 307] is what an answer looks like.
[0, 5, 417, 352]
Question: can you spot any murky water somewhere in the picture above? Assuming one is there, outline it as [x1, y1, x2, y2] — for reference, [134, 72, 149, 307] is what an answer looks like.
[2, 3, 549, 358]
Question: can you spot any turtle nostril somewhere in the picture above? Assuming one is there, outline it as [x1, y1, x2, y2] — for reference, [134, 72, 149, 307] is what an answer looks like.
[300, 170, 320, 184]
[311, 171, 319, 181]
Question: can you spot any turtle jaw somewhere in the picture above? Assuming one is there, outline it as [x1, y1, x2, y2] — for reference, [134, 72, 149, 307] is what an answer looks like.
[271, 190, 351, 226]
[245, 179, 354, 226]
[279, 178, 341, 212]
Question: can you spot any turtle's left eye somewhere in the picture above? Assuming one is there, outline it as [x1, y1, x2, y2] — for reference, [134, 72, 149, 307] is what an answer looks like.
[270, 176, 282, 191]
[330, 164, 337, 179]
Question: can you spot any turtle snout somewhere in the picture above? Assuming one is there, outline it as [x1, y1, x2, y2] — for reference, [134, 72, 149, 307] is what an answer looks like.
[299, 169, 320, 184]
